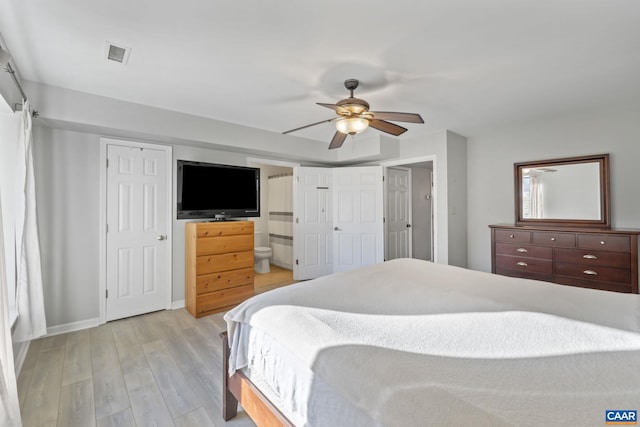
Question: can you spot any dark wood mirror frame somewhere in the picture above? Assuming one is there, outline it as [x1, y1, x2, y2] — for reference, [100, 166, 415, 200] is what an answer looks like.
[515, 153, 610, 228]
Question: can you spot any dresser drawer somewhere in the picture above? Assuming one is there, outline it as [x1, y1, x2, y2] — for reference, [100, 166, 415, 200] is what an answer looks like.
[495, 268, 552, 283]
[195, 284, 254, 316]
[196, 267, 254, 294]
[494, 229, 531, 244]
[578, 234, 630, 252]
[532, 232, 575, 247]
[555, 248, 630, 268]
[496, 255, 552, 274]
[555, 276, 633, 293]
[495, 243, 552, 259]
[196, 251, 254, 274]
[196, 234, 253, 256]
[555, 263, 631, 284]
[196, 221, 254, 237]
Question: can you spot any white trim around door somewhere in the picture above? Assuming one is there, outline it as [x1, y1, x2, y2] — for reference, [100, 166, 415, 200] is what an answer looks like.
[99, 138, 173, 324]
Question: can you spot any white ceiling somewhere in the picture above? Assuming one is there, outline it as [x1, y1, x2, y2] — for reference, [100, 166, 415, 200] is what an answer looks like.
[1, 0, 639, 143]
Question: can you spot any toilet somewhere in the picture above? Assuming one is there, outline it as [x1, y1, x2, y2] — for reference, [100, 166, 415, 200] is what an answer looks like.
[254, 231, 273, 273]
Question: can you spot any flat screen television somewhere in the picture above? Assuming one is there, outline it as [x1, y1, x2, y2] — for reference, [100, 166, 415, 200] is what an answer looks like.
[177, 160, 260, 220]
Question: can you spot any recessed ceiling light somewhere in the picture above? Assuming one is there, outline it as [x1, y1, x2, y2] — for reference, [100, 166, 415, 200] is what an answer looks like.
[104, 41, 131, 64]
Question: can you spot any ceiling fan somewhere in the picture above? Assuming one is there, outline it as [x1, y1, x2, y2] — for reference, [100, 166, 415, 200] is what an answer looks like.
[283, 79, 425, 149]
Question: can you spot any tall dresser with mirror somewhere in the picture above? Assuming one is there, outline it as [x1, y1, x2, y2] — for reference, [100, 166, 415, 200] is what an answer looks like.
[490, 154, 640, 294]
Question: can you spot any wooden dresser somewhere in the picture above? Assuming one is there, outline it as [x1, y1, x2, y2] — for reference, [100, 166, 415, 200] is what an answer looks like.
[489, 224, 640, 293]
[185, 221, 255, 318]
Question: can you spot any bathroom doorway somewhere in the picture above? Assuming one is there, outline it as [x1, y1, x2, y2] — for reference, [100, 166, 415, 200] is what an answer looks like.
[247, 158, 298, 290]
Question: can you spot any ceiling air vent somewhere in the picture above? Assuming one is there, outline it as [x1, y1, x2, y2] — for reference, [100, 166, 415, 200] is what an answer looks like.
[105, 41, 131, 64]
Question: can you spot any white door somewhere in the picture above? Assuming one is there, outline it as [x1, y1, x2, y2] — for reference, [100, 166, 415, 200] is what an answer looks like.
[385, 167, 412, 260]
[294, 167, 333, 280]
[106, 144, 169, 321]
[333, 166, 384, 273]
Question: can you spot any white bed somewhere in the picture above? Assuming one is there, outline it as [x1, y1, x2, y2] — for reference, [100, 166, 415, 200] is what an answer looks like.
[224, 258, 640, 426]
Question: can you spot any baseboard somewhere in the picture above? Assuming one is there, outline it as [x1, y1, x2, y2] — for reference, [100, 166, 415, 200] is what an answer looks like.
[45, 317, 101, 337]
[171, 300, 185, 310]
[13, 340, 30, 376]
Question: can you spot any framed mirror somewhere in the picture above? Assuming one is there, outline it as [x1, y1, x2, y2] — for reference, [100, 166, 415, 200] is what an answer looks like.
[515, 154, 610, 228]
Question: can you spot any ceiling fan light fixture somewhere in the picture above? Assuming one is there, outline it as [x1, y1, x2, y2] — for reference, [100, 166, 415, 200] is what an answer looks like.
[336, 117, 369, 135]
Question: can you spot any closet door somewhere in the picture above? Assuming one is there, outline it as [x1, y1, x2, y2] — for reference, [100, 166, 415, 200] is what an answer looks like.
[105, 143, 170, 321]
[332, 166, 384, 273]
[294, 167, 333, 280]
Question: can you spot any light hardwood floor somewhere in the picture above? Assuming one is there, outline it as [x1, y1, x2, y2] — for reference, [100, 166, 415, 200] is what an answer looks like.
[254, 265, 295, 294]
[18, 268, 296, 427]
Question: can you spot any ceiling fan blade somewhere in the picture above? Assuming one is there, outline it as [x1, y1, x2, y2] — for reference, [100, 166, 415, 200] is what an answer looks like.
[328, 131, 347, 150]
[317, 102, 349, 115]
[283, 118, 335, 134]
[369, 119, 408, 136]
[369, 111, 424, 123]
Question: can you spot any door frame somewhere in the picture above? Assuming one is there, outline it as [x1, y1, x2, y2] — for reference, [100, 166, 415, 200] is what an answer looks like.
[384, 166, 412, 260]
[382, 155, 437, 263]
[99, 138, 173, 324]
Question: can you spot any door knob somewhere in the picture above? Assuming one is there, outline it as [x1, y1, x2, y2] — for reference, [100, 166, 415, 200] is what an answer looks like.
[334, 227, 342, 231]
[157, 235, 167, 241]
[406, 224, 412, 228]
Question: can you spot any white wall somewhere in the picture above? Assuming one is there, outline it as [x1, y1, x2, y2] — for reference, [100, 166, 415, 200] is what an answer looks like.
[33, 127, 101, 327]
[0, 34, 23, 112]
[467, 107, 640, 273]
[446, 131, 467, 267]
[0, 112, 20, 308]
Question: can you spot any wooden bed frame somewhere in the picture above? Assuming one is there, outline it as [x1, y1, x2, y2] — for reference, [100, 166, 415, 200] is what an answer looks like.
[220, 332, 295, 427]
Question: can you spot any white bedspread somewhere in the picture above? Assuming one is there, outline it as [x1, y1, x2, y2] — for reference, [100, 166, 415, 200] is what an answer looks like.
[225, 258, 640, 427]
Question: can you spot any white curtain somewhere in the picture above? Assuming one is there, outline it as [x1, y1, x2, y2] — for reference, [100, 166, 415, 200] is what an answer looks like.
[12, 101, 46, 343]
[529, 172, 543, 219]
[0, 196, 22, 426]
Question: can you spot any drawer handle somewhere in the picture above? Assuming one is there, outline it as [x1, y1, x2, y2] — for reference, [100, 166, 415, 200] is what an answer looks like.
[583, 270, 598, 276]
[600, 241, 606, 245]
[516, 262, 528, 267]
[550, 237, 556, 241]
[509, 234, 514, 239]
[583, 254, 597, 260]
[516, 248, 528, 253]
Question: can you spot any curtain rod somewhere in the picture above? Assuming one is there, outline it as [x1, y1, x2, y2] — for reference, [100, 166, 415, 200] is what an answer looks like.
[4, 62, 39, 118]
